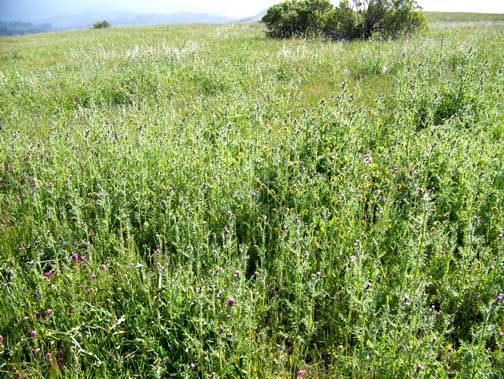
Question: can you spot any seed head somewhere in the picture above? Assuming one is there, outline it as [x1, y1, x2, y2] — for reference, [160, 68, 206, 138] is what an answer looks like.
[90, 273, 97, 280]
[363, 152, 373, 166]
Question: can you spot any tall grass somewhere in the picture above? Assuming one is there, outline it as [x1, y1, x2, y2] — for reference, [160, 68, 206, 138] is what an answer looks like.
[0, 19, 504, 378]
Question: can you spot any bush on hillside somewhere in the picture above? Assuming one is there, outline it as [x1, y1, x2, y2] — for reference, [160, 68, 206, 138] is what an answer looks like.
[91, 20, 111, 29]
[261, 0, 336, 38]
[262, 0, 427, 40]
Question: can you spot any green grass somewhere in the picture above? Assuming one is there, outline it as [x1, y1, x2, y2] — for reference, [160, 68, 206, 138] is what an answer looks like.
[0, 19, 504, 379]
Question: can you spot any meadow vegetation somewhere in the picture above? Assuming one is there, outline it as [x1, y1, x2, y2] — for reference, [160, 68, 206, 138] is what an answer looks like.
[0, 13, 504, 378]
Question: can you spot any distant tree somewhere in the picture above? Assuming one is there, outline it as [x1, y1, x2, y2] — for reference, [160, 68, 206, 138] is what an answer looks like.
[91, 20, 111, 29]
[262, 0, 427, 40]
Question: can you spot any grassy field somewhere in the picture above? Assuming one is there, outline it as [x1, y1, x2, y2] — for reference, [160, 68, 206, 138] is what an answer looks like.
[1, 14, 504, 379]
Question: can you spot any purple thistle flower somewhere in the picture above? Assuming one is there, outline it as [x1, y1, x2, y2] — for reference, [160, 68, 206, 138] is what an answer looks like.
[416, 363, 424, 371]
[315, 271, 321, 278]
[297, 369, 307, 376]
[101, 264, 108, 271]
[79, 255, 86, 262]
[56, 351, 64, 366]
[29, 330, 37, 338]
[499, 331, 504, 338]
[71, 252, 79, 262]
[365, 281, 372, 291]
[45, 352, 52, 361]
[0, 335, 3, 346]
[497, 294, 504, 303]
[35, 310, 43, 319]
[234, 270, 241, 279]
[190, 363, 197, 370]
[43, 268, 56, 279]
[90, 273, 97, 280]
[219, 325, 225, 334]
[33, 347, 41, 354]
[46, 308, 53, 317]
[227, 297, 235, 307]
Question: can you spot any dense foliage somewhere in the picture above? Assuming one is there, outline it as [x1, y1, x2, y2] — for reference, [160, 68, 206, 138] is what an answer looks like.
[0, 15, 504, 378]
[262, 0, 428, 39]
[91, 20, 111, 29]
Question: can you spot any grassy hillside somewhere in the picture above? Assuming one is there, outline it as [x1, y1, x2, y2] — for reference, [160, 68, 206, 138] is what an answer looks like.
[425, 11, 504, 23]
[0, 19, 504, 378]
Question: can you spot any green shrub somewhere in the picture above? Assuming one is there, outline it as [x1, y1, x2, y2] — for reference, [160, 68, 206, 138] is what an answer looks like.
[262, 0, 427, 40]
[261, 0, 335, 38]
[91, 20, 111, 29]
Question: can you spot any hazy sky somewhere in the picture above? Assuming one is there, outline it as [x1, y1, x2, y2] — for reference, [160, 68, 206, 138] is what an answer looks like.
[1, 0, 503, 21]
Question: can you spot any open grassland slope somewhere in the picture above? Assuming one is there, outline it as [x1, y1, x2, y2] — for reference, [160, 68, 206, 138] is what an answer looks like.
[0, 19, 504, 378]
[425, 12, 504, 23]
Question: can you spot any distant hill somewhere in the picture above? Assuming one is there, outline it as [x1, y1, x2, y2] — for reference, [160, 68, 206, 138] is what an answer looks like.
[425, 12, 504, 23]
[0, 21, 53, 36]
[0, 11, 233, 35]
[38, 11, 232, 29]
[0, 11, 233, 36]
[239, 9, 267, 23]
